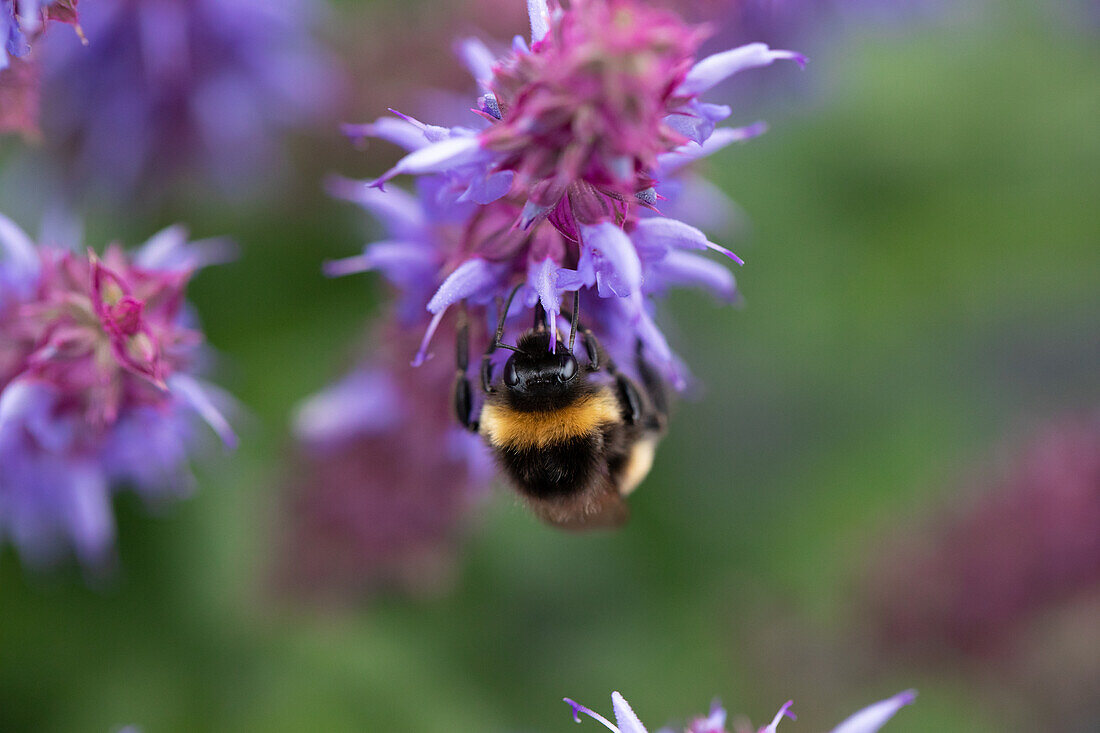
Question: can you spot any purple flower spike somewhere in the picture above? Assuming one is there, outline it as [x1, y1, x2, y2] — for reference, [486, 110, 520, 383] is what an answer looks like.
[566, 691, 913, 733]
[37, 0, 340, 201]
[0, 213, 237, 569]
[337, 0, 802, 392]
[277, 314, 493, 601]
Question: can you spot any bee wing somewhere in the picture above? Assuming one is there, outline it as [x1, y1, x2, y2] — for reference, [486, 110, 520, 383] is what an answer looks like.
[529, 487, 630, 531]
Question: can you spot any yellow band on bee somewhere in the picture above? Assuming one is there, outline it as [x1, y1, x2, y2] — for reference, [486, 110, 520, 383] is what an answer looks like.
[479, 390, 620, 449]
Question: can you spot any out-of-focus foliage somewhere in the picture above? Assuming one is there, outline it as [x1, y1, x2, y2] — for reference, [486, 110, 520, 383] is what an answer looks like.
[0, 0, 1097, 732]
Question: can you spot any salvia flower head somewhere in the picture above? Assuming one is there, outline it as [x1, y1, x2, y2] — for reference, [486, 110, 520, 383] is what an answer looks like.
[37, 0, 338, 200]
[0, 214, 236, 568]
[564, 690, 915, 733]
[861, 411, 1100, 656]
[278, 312, 494, 600]
[342, 0, 803, 388]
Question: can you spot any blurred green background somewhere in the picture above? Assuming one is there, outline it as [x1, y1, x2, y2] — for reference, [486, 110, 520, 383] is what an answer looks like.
[1, 0, 1098, 731]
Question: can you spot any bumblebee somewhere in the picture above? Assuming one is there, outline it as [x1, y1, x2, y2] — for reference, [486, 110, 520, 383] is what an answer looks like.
[454, 288, 667, 529]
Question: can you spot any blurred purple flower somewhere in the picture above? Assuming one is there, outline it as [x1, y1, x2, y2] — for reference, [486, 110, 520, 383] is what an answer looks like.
[0, 55, 38, 136]
[565, 690, 915, 733]
[861, 412, 1100, 656]
[0, 0, 79, 136]
[342, 0, 802, 388]
[0, 213, 236, 568]
[36, 0, 339, 200]
[276, 313, 493, 600]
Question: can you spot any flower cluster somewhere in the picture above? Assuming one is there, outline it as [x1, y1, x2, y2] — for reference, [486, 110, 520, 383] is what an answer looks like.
[861, 412, 1100, 655]
[277, 311, 493, 599]
[36, 0, 339, 200]
[566, 690, 915, 733]
[0, 214, 235, 567]
[341, 0, 803, 386]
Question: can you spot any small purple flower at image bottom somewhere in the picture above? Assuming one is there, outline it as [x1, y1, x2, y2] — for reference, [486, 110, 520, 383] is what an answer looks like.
[35, 0, 339, 201]
[564, 690, 915, 733]
[0, 214, 236, 568]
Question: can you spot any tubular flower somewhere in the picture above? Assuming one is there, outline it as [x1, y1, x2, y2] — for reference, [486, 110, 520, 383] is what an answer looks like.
[564, 690, 915, 733]
[278, 313, 494, 600]
[861, 412, 1100, 656]
[37, 0, 339, 199]
[0, 214, 236, 568]
[343, 0, 803, 388]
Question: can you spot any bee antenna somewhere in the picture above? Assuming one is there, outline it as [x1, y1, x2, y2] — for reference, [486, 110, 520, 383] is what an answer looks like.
[493, 283, 523, 350]
[568, 291, 580, 352]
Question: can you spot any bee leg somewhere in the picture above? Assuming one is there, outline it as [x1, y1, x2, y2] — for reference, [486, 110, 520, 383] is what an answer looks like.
[578, 326, 602, 372]
[578, 327, 644, 425]
[479, 283, 524, 393]
[614, 373, 644, 425]
[633, 339, 668, 430]
[453, 304, 479, 432]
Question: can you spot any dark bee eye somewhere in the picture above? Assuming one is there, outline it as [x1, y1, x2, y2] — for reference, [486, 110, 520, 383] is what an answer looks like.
[504, 357, 520, 387]
[560, 354, 578, 382]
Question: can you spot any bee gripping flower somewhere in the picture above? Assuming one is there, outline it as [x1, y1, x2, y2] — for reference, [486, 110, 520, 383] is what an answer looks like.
[565, 690, 914, 733]
[0, 214, 236, 568]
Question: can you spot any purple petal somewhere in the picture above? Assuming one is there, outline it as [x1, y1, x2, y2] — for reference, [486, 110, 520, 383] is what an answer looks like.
[415, 258, 507, 366]
[656, 176, 740, 234]
[426, 258, 504, 313]
[611, 692, 649, 733]
[657, 123, 769, 175]
[664, 101, 732, 144]
[829, 691, 916, 733]
[527, 257, 561, 345]
[581, 222, 641, 298]
[652, 251, 739, 302]
[136, 225, 236, 272]
[0, 380, 40, 435]
[386, 108, 466, 144]
[342, 118, 429, 151]
[64, 464, 114, 566]
[326, 176, 426, 239]
[456, 36, 496, 88]
[371, 136, 485, 189]
[0, 212, 39, 279]
[528, 0, 551, 43]
[323, 240, 437, 282]
[678, 43, 806, 96]
[167, 374, 238, 450]
[459, 169, 515, 205]
[632, 219, 743, 265]
[761, 701, 797, 733]
[293, 369, 402, 444]
[563, 698, 622, 733]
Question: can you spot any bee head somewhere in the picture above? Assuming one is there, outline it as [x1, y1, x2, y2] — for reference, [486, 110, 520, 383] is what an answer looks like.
[500, 330, 582, 409]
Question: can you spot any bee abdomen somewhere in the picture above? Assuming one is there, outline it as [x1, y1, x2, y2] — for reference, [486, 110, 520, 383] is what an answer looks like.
[497, 435, 604, 499]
